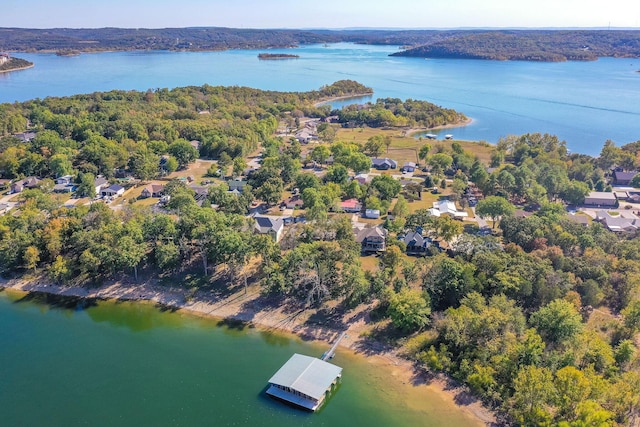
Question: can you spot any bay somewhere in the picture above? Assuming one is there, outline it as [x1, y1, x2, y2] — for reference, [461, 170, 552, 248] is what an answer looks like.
[0, 290, 481, 427]
[0, 43, 639, 155]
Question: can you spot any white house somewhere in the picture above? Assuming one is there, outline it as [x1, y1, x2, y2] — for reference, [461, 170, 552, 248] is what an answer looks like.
[428, 200, 468, 219]
[101, 184, 125, 198]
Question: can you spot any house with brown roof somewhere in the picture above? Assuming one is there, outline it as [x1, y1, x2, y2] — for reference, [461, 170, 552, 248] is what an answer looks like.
[140, 184, 165, 199]
[10, 177, 40, 193]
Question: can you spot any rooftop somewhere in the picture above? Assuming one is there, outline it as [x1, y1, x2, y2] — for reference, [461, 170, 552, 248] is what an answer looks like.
[268, 353, 342, 402]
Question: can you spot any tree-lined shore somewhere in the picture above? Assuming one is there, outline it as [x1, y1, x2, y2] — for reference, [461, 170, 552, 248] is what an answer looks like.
[1, 27, 639, 62]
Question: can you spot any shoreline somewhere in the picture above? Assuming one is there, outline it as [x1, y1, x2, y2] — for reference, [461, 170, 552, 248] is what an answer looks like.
[408, 116, 475, 135]
[313, 92, 374, 107]
[1, 276, 497, 425]
[0, 63, 35, 74]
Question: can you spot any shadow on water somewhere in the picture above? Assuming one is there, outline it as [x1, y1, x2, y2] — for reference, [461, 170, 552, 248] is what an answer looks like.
[216, 317, 250, 331]
[12, 291, 99, 311]
[259, 330, 292, 347]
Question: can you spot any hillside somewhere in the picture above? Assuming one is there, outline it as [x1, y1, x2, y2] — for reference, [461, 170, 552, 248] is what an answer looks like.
[391, 30, 640, 61]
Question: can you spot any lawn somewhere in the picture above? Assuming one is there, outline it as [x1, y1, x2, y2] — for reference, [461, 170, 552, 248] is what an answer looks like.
[167, 159, 217, 183]
[335, 126, 494, 165]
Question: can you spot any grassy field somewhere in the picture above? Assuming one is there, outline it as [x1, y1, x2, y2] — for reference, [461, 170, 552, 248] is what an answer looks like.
[167, 159, 216, 183]
[335, 126, 494, 165]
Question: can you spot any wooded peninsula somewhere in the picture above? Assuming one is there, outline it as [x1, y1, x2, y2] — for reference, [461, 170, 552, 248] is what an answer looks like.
[1, 79, 640, 425]
[0, 56, 34, 73]
[1, 27, 639, 61]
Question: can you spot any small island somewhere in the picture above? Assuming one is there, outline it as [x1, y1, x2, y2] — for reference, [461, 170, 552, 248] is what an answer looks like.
[258, 53, 300, 60]
[0, 54, 34, 73]
[56, 49, 81, 57]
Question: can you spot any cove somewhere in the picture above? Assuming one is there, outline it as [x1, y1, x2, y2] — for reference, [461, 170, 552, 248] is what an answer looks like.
[0, 43, 639, 155]
[0, 290, 482, 427]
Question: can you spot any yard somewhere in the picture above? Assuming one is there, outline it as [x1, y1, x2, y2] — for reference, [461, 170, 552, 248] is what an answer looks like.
[334, 126, 494, 165]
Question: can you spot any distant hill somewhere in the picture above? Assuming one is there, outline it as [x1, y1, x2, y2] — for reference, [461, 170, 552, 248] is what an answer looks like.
[0, 28, 639, 62]
[391, 30, 640, 61]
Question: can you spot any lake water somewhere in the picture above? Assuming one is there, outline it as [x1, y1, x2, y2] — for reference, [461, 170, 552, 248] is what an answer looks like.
[0, 290, 481, 427]
[1, 43, 639, 155]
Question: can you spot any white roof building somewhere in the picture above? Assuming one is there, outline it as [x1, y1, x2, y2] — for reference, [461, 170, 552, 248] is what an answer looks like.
[267, 353, 342, 411]
[428, 200, 468, 219]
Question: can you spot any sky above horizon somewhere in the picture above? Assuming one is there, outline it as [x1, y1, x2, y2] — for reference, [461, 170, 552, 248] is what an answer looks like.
[1, 0, 639, 29]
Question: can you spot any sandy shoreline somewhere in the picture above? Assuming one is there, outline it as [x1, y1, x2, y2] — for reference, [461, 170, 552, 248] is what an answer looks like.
[408, 117, 475, 135]
[0, 64, 35, 74]
[1, 276, 497, 425]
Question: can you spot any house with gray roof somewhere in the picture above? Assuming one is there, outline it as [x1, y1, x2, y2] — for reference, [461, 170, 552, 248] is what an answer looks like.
[402, 230, 432, 256]
[355, 226, 387, 253]
[595, 211, 640, 233]
[583, 191, 617, 207]
[254, 215, 285, 242]
[371, 158, 397, 170]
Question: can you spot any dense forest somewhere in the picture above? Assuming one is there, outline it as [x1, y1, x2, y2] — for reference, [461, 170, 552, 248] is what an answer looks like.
[392, 30, 640, 61]
[2, 27, 640, 62]
[1, 82, 640, 425]
[336, 98, 467, 128]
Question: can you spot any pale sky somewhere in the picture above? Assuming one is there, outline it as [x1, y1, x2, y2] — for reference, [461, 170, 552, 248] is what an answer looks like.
[1, 0, 639, 29]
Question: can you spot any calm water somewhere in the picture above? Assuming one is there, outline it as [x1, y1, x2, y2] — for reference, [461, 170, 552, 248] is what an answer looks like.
[1, 43, 639, 155]
[0, 290, 480, 427]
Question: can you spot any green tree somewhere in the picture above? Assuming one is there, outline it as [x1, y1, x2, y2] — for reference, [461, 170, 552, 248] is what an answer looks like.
[510, 365, 555, 427]
[310, 145, 331, 164]
[387, 288, 431, 332]
[530, 299, 583, 345]
[23, 246, 40, 272]
[254, 177, 283, 205]
[392, 195, 410, 219]
[232, 157, 247, 178]
[427, 153, 454, 175]
[371, 175, 402, 201]
[418, 144, 431, 163]
[76, 172, 96, 198]
[475, 196, 515, 229]
[168, 139, 199, 169]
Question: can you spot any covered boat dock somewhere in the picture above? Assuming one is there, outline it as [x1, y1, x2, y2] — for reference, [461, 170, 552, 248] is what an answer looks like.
[266, 353, 342, 411]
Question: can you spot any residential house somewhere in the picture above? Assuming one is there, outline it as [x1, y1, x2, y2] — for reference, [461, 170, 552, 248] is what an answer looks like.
[189, 140, 201, 151]
[613, 170, 637, 186]
[355, 226, 388, 253]
[340, 198, 362, 213]
[353, 173, 371, 185]
[402, 230, 431, 256]
[364, 209, 380, 219]
[56, 175, 74, 185]
[140, 184, 165, 199]
[371, 158, 398, 170]
[282, 195, 304, 209]
[565, 214, 590, 227]
[583, 191, 617, 207]
[94, 176, 109, 195]
[101, 184, 125, 198]
[428, 200, 468, 219]
[189, 185, 209, 202]
[402, 162, 416, 173]
[227, 179, 248, 193]
[595, 211, 640, 233]
[254, 215, 285, 242]
[295, 128, 318, 144]
[14, 131, 37, 143]
[10, 176, 40, 193]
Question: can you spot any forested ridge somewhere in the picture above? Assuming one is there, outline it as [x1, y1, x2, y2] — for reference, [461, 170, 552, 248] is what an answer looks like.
[2, 27, 640, 61]
[0, 82, 640, 425]
[392, 30, 640, 61]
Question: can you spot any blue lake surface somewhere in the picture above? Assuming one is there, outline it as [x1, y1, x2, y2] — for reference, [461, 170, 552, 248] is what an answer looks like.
[1, 43, 639, 155]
